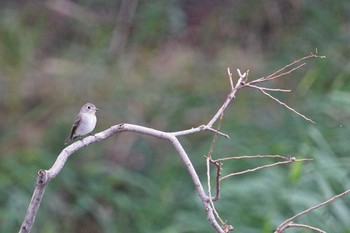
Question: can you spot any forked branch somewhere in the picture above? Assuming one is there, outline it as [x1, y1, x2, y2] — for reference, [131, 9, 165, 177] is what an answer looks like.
[274, 188, 350, 233]
[19, 53, 324, 233]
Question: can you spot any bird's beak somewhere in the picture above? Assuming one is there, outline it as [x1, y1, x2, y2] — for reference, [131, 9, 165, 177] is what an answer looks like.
[95, 108, 100, 112]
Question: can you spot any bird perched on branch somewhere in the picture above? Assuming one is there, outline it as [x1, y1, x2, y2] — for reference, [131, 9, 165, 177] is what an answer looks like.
[64, 103, 99, 145]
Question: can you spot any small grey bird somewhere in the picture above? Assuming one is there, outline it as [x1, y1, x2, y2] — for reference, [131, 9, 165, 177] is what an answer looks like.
[64, 103, 99, 145]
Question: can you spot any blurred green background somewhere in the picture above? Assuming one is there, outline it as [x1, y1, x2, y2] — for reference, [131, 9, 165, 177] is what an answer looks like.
[1, 0, 350, 232]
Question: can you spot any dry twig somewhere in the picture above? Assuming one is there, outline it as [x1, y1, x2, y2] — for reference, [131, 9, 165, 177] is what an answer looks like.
[286, 223, 326, 233]
[213, 155, 311, 182]
[275, 188, 350, 233]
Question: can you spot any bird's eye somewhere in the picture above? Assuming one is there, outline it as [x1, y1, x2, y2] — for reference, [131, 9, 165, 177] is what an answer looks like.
[87, 105, 91, 109]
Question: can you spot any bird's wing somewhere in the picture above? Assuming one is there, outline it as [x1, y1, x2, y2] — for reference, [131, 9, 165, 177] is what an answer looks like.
[64, 113, 82, 144]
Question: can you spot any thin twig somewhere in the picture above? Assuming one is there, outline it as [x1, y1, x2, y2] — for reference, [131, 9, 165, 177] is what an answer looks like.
[227, 68, 234, 91]
[214, 154, 306, 162]
[263, 63, 306, 82]
[206, 127, 230, 139]
[246, 84, 291, 92]
[207, 69, 248, 127]
[275, 188, 350, 233]
[286, 222, 326, 233]
[206, 157, 226, 229]
[237, 69, 248, 82]
[206, 111, 227, 228]
[257, 87, 315, 124]
[252, 54, 319, 84]
[209, 159, 222, 201]
[220, 158, 311, 181]
[170, 125, 229, 138]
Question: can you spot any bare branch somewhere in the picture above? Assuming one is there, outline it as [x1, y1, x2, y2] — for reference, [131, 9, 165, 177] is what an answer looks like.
[255, 63, 306, 83]
[20, 53, 324, 233]
[220, 157, 311, 180]
[205, 111, 229, 230]
[214, 154, 303, 162]
[237, 68, 248, 81]
[19, 123, 228, 233]
[227, 68, 234, 90]
[209, 159, 222, 201]
[206, 127, 230, 139]
[169, 135, 226, 233]
[275, 188, 350, 233]
[255, 87, 315, 124]
[251, 54, 323, 85]
[207, 69, 248, 127]
[206, 156, 227, 229]
[286, 223, 326, 233]
[247, 84, 291, 92]
[170, 125, 229, 138]
[19, 171, 47, 233]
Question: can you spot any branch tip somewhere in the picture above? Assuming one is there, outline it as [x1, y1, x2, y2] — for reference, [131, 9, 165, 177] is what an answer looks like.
[227, 67, 234, 90]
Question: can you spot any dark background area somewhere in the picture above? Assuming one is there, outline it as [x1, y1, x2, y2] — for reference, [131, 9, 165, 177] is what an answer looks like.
[1, 0, 350, 232]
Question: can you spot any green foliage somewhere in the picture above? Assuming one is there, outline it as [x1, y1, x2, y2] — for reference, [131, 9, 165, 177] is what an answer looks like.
[1, 1, 350, 233]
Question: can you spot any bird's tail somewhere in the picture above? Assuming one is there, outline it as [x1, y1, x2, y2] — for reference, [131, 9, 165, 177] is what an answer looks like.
[64, 136, 72, 145]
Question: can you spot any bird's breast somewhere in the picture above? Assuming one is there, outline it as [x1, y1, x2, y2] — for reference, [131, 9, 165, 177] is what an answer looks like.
[74, 113, 97, 136]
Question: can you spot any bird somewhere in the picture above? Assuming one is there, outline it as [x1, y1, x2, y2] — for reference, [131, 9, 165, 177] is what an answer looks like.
[64, 103, 99, 145]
